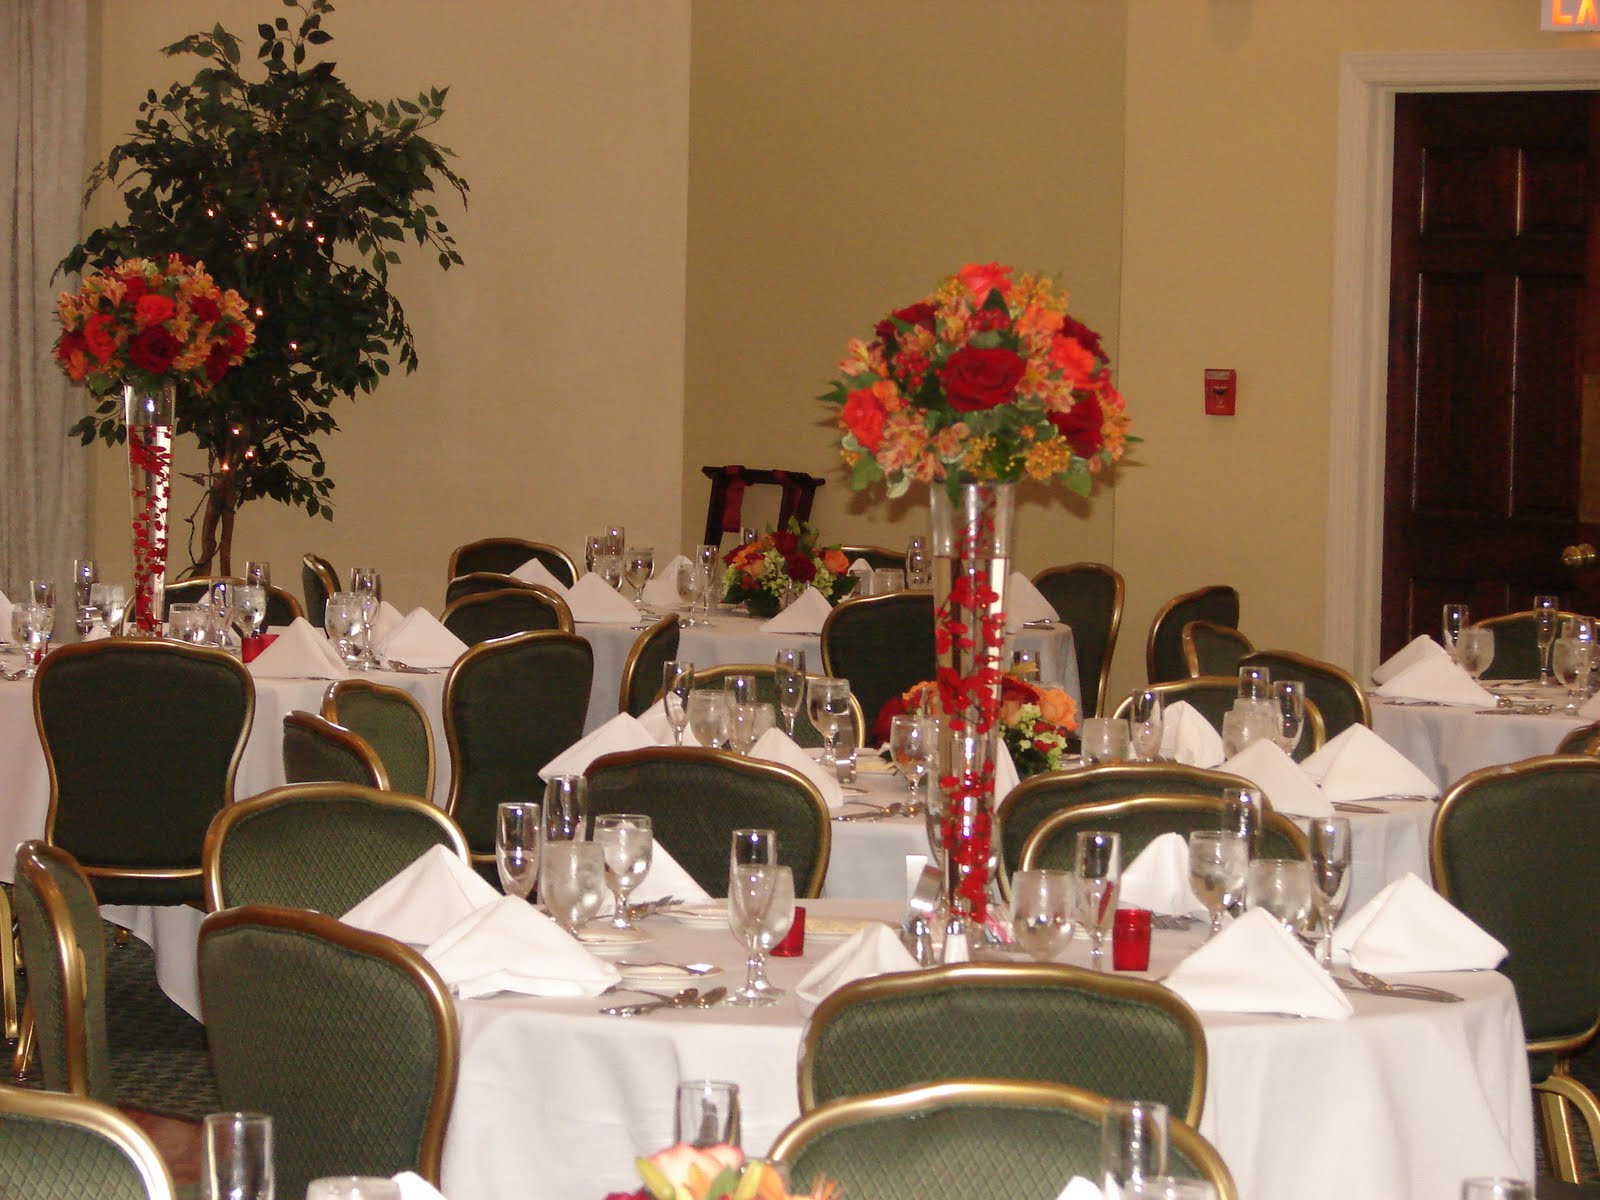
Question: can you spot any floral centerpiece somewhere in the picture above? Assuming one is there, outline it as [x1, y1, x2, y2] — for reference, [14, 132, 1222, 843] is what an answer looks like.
[722, 520, 856, 619]
[606, 1142, 837, 1200]
[874, 676, 1077, 777]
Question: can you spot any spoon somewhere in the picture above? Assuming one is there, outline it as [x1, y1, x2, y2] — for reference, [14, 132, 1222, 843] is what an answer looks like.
[694, 986, 728, 1008]
[598, 987, 699, 1017]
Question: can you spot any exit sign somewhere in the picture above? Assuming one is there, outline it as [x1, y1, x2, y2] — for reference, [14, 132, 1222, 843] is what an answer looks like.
[1544, 0, 1600, 30]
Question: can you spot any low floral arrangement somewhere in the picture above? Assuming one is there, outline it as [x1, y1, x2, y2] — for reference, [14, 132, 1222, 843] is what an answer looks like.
[722, 520, 855, 619]
[54, 254, 255, 396]
[874, 676, 1077, 776]
[606, 1142, 838, 1200]
[822, 261, 1131, 498]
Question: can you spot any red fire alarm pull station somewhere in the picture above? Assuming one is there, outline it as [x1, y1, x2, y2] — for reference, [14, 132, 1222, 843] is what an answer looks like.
[1204, 369, 1236, 416]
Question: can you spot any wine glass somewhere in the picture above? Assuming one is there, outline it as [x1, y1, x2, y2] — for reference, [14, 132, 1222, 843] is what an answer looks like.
[1237, 664, 1270, 702]
[209, 579, 241, 650]
[1455, 627, 1495, 679]
[1187, 829, 1248, 939]
[726, 862, 779, 1007]
[694, 543, 720, 618]
[602, 525, 625, 559]
[594, 814, 653, 929]
[748, 864, 795, 995]
[805, 677, 852, 769]
[1100, 1099, 1169, 1195]
[237, 585, 269, 639]
[623, 546, 654, 602]
[201, 1111, 274, 1200]
[1271, 680, 1307, 755]
[541, 841, 605, 936]
[889, 714, 937, 808]
[1074, 830, 1121, 972]
[584, 534, 604, 575]
[687, 690, 728, 748]
[1245, 858, 1315, 941]
[242, 560, 271, 592]
[1553, 636, 1590, 713]
[1221, 786, 1265, 858]
[1442, 603, 1471, 658]
[542, 774, 589, 845]
[90, 582, 127, 636]
[1534, 595, 1560, 687]
[71, 559, 97, 639]
[1010, 868, 1076, 961]
[662, 660, 695, 745]
[730, 827, 777, 872]
[324, 592, 366, 665]
[904, 535, 932, 589]
[725, 701, 761, 755]
[1308, 816, 1351, 968]
[723, 672, 758, 707]
[496, 801, 541, 900]
[1128, 689, 1163, 761]
[774, 648, 807, 736]
[348, 568, 382, 668]
[675, 560, 707, 627]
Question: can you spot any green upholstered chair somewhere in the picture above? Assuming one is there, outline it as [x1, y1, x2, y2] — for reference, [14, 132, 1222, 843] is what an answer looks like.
[444, 571, 537, 607]
[836, 544, 904, 572]
[202, 784, 469, 914]
[440, 585, 573, 645]
[1108, 675, 1325, 762]
[799, 962, 1207, 1123]
[689, 664, 866, 750]
[443, 631, 593, 881]
[0, 1085, 175, 1200]
[1239, 648, 1371, 740]
[447, 537, 578, 588]
[1431, 755, 1600, 1182]
[769, 1080, 1237, 1200]
[820, 592, 936, 736]
[322, 679, 436, 801]
[1181, 620, 1254, 678]
[1473, 610, 1588, 682]
[13, 842, 111, 1101]
[36, 640, 254, 906]
[283, 711, 388, 790]
[301, 553, 340, 630]
[199, 905, 458, 1199]
[1031, 562, 1124, 719]
[1557, 721, 1600, 755]
[618, 614, 682, 717]
[1147, 584, 1239, 684]
[585, 747, 830, 898]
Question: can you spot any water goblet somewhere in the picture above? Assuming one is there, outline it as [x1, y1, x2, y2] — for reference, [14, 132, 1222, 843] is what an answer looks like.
[872, 567, 906, 594]
[541, 841, 605, 936]
[1220, 703, 1274, 758]
[730, 827, 778, 872]
[168, 602, 211, 646]
[752, 702, 777, 740]
[806, 676, 852, 769]
[1460, 1181, 1533, 1200]
[323, 592, 366, 664]
[1535, 595, 1560, 686]
[676, 560, 707, 627]
[904, 535, 931, 588]
[1553, 636, 1591, 713]
[1080, 716, 1130, 764]
[1271, 680, 1307, 754]
[11, 603, 52, 676]
[242, 560, 271, 591]
[596, 552, 624, 591]
[209, 579, 241, 650]
[748, 864, 794, 994]
[602, 525, 625, 558]
[889, 714, 938, 811]
[1128, 689, 1164, 761]
[687, 690, 728, 748]
[1455, 626, 1495, 679]
[1100, 1098, 1169, 1194]
[1308, 816, 1351, 968]
[1074, 830, 1121, 972]
[1237, 664, 1270, 702]
[1442, 603, 1471, 658]
[725, 701, 761, 755]
[1010, 868, 1076, 961]
[726, 861, 780, 1007]
[774, 648, 807, 735]
[237, 585, 269, 639]
[676, 1080, 742, 1149]
[201, 1111, 274, 1200]
[594, 814, 653, 929]
[740, 526, 760, 547]
[1245, 858, 1315, 941]
[90, 582, 127, 636]
[623, 545, 654, 602]
[1221, 786, 1265, 858]
[496, 801, 541, 901]
[542, 774, 589, 844]
[662, 660, 695, 745]
[1187, 829, 1248, 938]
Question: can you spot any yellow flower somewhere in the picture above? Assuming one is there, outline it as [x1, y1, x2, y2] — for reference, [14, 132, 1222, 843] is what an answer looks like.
[1023, 439, 1073, 481]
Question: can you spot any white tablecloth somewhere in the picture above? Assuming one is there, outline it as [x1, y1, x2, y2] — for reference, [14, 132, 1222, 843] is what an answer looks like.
[1371, 695, 1582, 790]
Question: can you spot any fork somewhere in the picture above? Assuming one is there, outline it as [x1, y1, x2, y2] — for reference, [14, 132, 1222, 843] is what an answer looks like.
[1343, 966, 1463, 1003]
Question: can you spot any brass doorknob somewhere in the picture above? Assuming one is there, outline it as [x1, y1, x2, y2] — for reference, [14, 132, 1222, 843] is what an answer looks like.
[1564, 543, 1597, 568]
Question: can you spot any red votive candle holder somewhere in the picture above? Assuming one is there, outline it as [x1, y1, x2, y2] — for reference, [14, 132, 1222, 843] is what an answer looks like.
[771, 905, 805, 956]
[241, 634, 278, 663]
[1112, 907, 1152, 971]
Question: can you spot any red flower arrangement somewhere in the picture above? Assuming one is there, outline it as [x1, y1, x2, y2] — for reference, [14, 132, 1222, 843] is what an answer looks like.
[612, 1142, 837, 1200]
[875, 675, 1077, 776]
[722, 520, 856, 619]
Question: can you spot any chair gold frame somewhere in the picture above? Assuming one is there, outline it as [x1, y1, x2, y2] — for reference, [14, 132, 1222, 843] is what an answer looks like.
[1020, 795, 1310, 875]
[439, 584, 574, 639]
[198, 904, 459, 1189]
[162, 576, 304, 623]
[798, 961, 1208, 1123]
[302, 552, 339, 595]
[617, 613, 682, 715]
[1146, 584, 1240, 684]
[13, 841, 97, 1097]
[1180, 619, 1255, 678]
[1239, 647, 1372, 733]
[201, 783, 470, 912]
[768, 1079, 1238, 1200]
[322, 678, 436, 801]
[446, 537, 578, 588]
[686, 663, 868, 747]
[1031, 561, 1124, 719]
[1556, 721, 1600, 755]
[0, 1083, 177, 1200]
[282, 711, 390, 790]
[443, 571, 538, 606]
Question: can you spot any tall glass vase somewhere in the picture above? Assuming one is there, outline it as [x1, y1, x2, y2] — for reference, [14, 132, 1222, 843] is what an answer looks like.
[930, 481, 1015, 924]
[123, 380, 176, 635]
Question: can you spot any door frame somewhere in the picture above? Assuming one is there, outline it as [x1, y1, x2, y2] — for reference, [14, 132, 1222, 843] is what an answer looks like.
[1326, 50, 1600, 677]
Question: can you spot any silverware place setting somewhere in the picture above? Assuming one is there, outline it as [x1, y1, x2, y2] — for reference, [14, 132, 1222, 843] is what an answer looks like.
[599, 985, 727, 1017]
[1335, 967, 1463, 1003]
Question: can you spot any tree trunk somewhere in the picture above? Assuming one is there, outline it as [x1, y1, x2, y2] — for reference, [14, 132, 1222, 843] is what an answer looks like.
[197, 468, 239, 577]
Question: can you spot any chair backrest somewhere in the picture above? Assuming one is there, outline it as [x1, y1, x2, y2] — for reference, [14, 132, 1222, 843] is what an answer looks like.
[36, 640, 255, 906]
[282, 711, 389, 790]
[322, 679, 435, 800]
[440, 585, 573, 645]
[198, 906, 458, 1199]
[1147, 585, 1240, 683]
[202, 784, 469, 914]
[301, 553, 339, 629]
[820, 592, 936, 732]
[1556, 721, 1600, 755]
[1108, 675, 1325, 763]
[837, 545, 903, 572]
[1239, 648, 1371, 739]
[769, 1080, 1237, 1200]
[689, 664, 867, 749]
[264, 583, 305, 625]
[618, 614, 682, 716]
[447, 538, 578, 588]
[160, 575, 241, 616]
[443, 632, 594, 871]
[1031, 563, 1124, 719]
[701, 465, 826, 547]
[1181, 620, 1255, 678]
[0, 1084, 176, 1200]
[1473, 610, 1588, 681]
[1431, 754, 1600, 1052]
[585, 747, 831, 897]
[444, 571, 537, 607]
[13, 842, 110, 1101]
[800, 962, 1207, 1122]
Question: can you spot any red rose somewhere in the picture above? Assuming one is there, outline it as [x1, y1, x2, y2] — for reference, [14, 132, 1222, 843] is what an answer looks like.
[841, 387, 888, 452]
[204, 344, 233, 383]
[121, 274, 149, 303]
[190, 294, 221, 324]
[874, 301, 937, 344]
[772, 530, 799, 555]
[873, 692, 912, 744]
[1058, 313, 1104, 360]
[1048, 395, 1105, 458]
[128, 327, 181, 375]
[83, 314, 116, 362]
[940, 345, 1025, 412]
[786, 554, 817, 584]
[135, 293, 177, 328]
[55, 329, 87, 363]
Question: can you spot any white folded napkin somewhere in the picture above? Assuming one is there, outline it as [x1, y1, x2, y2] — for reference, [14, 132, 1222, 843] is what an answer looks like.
[759, 586, 832, 634]
[1299, 724, 1441, 801]
[246, 616, 350, 679]
[636, 697, 705, 747]
[1578, 691, 1600, 720]
[341, 844, 499, 942]
[1333, 872, 1507, 974]
[1158, 701, 1225, 768]
[1117, 833, 1208, 918]
[1055, 1179, 1104, 1200]
[379, 607, 469, 669]
[1220, 739, 1332, 818]
[392, 1172, 446, 1200]
[641, 555, 691, 606]
[1371, 634, 1455, 686]
[794, 922, 918, 1010]
[372, 600, 407, 646]
[82, 623, 111, 643]
[540, 711, 658, 780]
[848, 558, 874, 578]
[423, 895, 620, 999]
[603, 841, 712, 913]
[1004, 572, 1060, 634]
[564, 573, 640, 623]
[1374, 656, 1496, 707]
[510, 557, 570, 594]
[750, 727, 844, 809]
[1163, 907, 1353, 1019]
[0, 590, 12, 640]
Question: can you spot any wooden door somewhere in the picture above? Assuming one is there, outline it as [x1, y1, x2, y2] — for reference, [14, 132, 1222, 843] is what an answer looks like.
[1381, 90, 1600, 658]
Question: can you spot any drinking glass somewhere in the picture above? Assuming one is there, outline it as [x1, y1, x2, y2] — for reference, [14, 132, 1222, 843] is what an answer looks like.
[1080, 716, 1130, 764]
[1553, 636, 1591, 713]
[1010, 868, 1076, 961]
[209, 579, 241, 649]
[237, 585, 269, 639]
[1074, 830, 1121, 972]
[168, 602, 210, 646]
[11, 603, 53, 675]
[1460, 1181, 1533, 1200]
[596, 552, 624, 591]
[623, 546, 654, 601]
[727, 861, 780, 1007]
[1220, 703, 1275, 758]
[323, 592, 367, 664]
[1011, 648, 1042, 681]
[1124, 1180, 1219, 1200]
[740, 527, 760, 547]
[541, 841, 605, 936]
[752, 702, 777, 740]
[602, 525, 625, 558]
[1308, 816, 1351, 968]
[29, 578, 56, 611]
[1221, 786, 1265, 858]
[676, 1080, 741, 1149]
[1442, 603, 1471, 657]
[242, 560, 271, 591]
[774, 648, 807, 735]
[595, 814, 653, 929]
[71, 558, 97, 639]
[201, 1111, 274, 1200]
[1237, 664, 1270, 702]
[676, 560, 708, 627]
[90, 582, 127, 636]
[725, 701, 761, 755]
[694, 543, 720, 618]
[542, 775, 588, 844]
[731, 827, 778, 871]
[662, 660, 695, 745]
[748, 864, 795, 995]
[1128, 689, 1164, 761]
[1455, 627, 1495, 679]
[1246, 858, 1315, 940]
[1535, 595, 1560, 686]
[347, 568, 380, 665]
[904, 535, 931, 588]
[889, 714, 938, 806]
[584, 534, 604, 575]
[806, 677, 852, 768]
[723, 672, 758, 707]
[306, 1180, 400, 1200]
[687, 690, 728, 748]
[495, 801, 541, 901]
[1100, 1099, 1168, 1194]
[1187, 830, 1248, 939]
[873, 567, 906, 594]
[1271, 680, 1307, 754]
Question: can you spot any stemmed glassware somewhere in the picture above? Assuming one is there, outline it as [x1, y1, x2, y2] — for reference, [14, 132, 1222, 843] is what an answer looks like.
[542, 774, 589, 844]
[773, 648, 806, 736]
[727, 828, 779, 1007]
[542, 841, 605, 937]
[1271, 680, 1306, 755]
[1237, 664, 1271, 703]
[662, 660, 695, 745]
[1552, 636, 1591, 713]
[1442, 603, 1471, 658]
[595, 814, 653, 929]
[242, 560, 271, 592]
[11, 603, 53, 676]
[687, 690, 727, 748]
[889, 714, 938, 810]
[723, 672, 757, 707]
[168, 603, 210, 645]
[71, 559, 97, 640]
[805, 677, 852, 771]
[1245, 858, 1315, 941]
[904, 535, 931, 589]
[349, 567, 382, 667]
[1221, 786, 1265, 858]
[1128, 689, 1163, 761]
[1308, 816, 1351, 968]
[584, 535, 603, 576]
[1009, 868, 1076, 961]
[1186, 830, 1248, 939]
[237, 585, 269, 640]
[694, 543, 720, 619]
[1535, 595, 1560, 687]
[623, 546, 654, 604]
[1100, 1099, 1168, 1196]
[1454, 627, 1495, 679]
[324, 592, 368, 666]
[675, 560, 708, 627]
[725, 702, 761, 755]
[90, 582, 127, 637]
[495, 801, 541, 901]
[1080, 716, 1130, 764]
[209, 579, 241, 651]
[1074, 830, 1121, 972]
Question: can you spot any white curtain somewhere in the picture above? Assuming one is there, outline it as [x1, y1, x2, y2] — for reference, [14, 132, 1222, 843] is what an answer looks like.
[0, 0, 89, 601]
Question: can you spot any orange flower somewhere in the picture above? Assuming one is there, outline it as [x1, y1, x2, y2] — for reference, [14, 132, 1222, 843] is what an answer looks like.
[957, 261, 1013, 303]
[822, 548, 848, 574]
[1037, 687, 1077, 730]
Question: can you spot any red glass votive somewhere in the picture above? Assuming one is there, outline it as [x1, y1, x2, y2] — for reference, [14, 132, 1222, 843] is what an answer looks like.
[241, 634, 278, 663]
[771, 905, 805, 956]
[1112, 907, 1153, 971]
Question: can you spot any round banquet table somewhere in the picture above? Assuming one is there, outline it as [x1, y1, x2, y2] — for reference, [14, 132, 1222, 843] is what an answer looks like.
[1370, 692, 1584, 790]
[439, 899, 1533, 1200]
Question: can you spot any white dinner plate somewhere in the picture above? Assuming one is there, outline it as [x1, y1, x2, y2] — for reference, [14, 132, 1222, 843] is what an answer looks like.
[577, 926, 651, 950]
[666, 902, 731, 927]
[617, 961, 724, 984]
